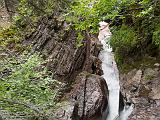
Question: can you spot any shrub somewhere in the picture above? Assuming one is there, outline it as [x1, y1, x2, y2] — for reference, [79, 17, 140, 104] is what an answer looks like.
[0, 53, 60, 118]
[152, 23, 160, 48]
[110, 25, 138, 64]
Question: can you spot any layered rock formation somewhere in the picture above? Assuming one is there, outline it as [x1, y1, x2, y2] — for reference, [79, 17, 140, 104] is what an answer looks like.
[25, 17, 102, 81]
[24, 17, 109, 120]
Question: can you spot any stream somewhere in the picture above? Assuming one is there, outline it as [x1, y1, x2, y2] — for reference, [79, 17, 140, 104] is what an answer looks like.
[98, 22, 134, 120]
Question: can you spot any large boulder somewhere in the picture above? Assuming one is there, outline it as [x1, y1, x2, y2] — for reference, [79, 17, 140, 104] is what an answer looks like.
[49, 72, 108, 120]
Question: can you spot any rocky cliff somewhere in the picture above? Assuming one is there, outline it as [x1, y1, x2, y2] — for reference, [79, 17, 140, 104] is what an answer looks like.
[23, 16, 109, 120]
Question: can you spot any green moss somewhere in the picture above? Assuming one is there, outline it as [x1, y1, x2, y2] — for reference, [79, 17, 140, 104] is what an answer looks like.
[153, 23, 160, 47]
[144, 74, 154, 81]
[119, 55, 159, 73]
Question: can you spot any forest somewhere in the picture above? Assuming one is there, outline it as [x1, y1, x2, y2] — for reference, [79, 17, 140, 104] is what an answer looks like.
[0, 0, 160, 120]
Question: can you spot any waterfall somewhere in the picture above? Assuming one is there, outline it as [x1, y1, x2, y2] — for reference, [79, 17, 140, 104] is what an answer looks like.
[98, 21, 133, 120]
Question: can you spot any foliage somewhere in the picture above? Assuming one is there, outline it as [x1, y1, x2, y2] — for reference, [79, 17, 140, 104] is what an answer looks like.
[152, 23, 160, 48]
[0, 52, 60, 118]
[65, 0, 139, 32]
[63, 0, 141, 47]
[13, 0, 71, 28]
[13, 0, 55, 27]
[110, 25, 137, 49]
[76, 32, 84, 47]
[66, 0, 160, 62]
[67, 0, 160, 66]
[65, 0, 117, 33]
[0, 27, 22, 50]
[65, 0, 99, 32]
[110, 25, 138, 64]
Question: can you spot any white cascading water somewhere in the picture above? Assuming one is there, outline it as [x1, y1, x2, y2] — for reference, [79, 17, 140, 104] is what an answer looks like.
[98, 21, 133, 120]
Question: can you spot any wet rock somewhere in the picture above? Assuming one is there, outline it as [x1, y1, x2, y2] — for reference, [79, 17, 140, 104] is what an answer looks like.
[119, 92, 125, 111]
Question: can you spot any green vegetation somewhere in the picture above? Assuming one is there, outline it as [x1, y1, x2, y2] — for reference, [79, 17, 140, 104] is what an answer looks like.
[110, 25, 138, 64]
[144, 74, 155, 81]
[153, 23, 160, 48]
[2, 0, 159, 59]
[0, 53, 60, 118]
[119, 55, 159, 73]
[66, 0, 160, 68]
[0, 0, 70, 50]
